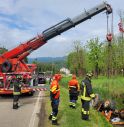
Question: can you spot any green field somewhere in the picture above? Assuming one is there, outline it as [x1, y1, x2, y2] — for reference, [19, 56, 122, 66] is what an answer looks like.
[44, 76, 124, 127]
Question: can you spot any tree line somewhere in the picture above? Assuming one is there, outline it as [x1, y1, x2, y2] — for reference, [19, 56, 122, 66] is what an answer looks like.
[67, 35, 124, 77]
[32, 61, 66, 74]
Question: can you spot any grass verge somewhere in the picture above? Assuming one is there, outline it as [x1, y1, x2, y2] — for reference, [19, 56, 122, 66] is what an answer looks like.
[43, 76, 124, 127]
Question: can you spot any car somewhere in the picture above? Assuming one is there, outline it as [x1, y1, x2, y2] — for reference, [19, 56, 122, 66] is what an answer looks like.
[38, 76, 46, 84]
[38, 72, 46, 84]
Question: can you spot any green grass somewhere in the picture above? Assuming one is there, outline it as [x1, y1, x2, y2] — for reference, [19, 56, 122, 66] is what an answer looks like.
[43, 76, 124, 127]
[92, 76, 124, 109]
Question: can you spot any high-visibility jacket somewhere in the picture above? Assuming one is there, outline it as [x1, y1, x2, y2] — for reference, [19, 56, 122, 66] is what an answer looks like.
[50, 79, 60, 100]
[68, 79, 80, 93]
[13, 80, 21, 95]
[80, 77, 95, 101]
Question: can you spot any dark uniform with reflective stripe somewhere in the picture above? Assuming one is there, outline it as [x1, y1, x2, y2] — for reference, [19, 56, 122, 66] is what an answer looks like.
[80, 76, 95, 120]
[13, 79, 22, 109]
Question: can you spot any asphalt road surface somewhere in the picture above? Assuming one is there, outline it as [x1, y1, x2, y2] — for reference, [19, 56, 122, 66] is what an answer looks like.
[0, 91, 45, 127]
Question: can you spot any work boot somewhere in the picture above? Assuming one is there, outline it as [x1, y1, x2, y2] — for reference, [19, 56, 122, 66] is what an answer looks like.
[48, 114, 52, 120]
[13, 103, 18, 109]
[82, 118, 90, 121]
[52, 120, 59, 125]
[82, 114, 89, 121]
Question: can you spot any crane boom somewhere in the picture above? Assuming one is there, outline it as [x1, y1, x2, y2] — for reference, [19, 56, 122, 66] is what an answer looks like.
[0, 2, 112, 73]
[2, 2, 112, 59]
[43, 2, 112, 41]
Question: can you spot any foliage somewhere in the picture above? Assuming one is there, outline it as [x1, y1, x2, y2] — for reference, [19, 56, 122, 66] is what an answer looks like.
[67, 41, 86, 76]
[67, 36, 124, 77]
[86, 38, 103, 77]
[0, 47, 8, 54]
[32, 60, 66, 74]
[92, 76, 124, 109]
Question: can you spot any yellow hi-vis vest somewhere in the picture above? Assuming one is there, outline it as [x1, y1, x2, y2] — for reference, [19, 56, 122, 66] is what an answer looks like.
[81, 84, 95, 101]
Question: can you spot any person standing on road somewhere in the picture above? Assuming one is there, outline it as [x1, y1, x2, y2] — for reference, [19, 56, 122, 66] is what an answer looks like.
[13, 75, 22, 109]
[80, 73, 95, 120]
[68, 74, 80, 108]
[49, 74, 62, 125]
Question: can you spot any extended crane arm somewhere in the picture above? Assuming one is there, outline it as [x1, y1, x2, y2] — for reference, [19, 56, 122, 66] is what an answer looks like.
[1, 2, 112, 60]
[42, 2, 112, 41]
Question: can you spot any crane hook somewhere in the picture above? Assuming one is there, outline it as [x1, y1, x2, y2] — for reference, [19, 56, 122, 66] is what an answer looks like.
[106, 11, 113, 44]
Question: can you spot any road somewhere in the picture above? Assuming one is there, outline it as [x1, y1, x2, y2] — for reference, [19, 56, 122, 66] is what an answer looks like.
[0, 91, 46, 127]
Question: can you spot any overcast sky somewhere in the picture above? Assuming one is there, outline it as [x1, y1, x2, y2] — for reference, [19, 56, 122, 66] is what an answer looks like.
[0, 0, 123, 58]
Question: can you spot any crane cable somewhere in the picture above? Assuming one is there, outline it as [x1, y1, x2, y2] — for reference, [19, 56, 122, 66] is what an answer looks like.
[106, 12, 114, 99]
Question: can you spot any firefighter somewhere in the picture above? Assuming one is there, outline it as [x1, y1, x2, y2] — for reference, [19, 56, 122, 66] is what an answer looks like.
[68, 74, 80, 108]
[49, 74, 62, 125]
[13, 75, 22, 109]
[80, 73, 95, 120]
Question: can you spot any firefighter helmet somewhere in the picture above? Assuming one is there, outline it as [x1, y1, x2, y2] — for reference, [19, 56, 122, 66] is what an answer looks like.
[86, 72, 93, 77]
[54, 74, 62, 81]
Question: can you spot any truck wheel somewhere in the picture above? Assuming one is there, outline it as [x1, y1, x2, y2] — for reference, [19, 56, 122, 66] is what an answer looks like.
[1, 61, 12, 72]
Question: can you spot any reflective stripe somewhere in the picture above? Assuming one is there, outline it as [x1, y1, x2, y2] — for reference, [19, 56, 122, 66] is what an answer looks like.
[13, 92, 20, 95]
[81, 96, 91, 101]
[83, 111, 87, 114]
[87, 111, 89, 114]
[69, 86, 76, 88]
[82, 108, 89, 114]
[69, 102, 73, 105]
[72, 103, 75, 106]
[50, 87, 60, 92]
[50, 86, 57, 92]
[81, 85, 91, 101]
[52, 116, 57, 120]
[90, 93, 95, 98]
[82, 108, 84, 112]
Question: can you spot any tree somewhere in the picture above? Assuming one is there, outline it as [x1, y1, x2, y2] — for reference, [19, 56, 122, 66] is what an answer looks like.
[67, 41, 85, 76]
[86, 38, 103, 77]
[0, 47, 8, 54]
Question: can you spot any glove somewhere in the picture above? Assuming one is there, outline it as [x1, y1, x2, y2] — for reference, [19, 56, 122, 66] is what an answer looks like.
[92, 94, 97, 99]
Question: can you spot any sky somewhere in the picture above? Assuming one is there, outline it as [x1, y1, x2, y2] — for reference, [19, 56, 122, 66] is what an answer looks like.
[0, 0, 123, 58]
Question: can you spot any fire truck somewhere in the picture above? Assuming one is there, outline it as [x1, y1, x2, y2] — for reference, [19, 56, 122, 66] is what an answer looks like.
[0, 2, 112, 95]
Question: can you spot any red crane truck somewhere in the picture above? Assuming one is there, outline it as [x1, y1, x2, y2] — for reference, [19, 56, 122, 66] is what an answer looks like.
[0, 2, 112, 95]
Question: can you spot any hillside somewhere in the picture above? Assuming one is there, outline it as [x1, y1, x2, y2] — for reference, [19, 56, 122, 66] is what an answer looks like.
[28, 56, 66, 63]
